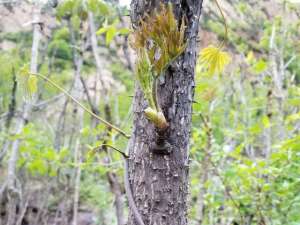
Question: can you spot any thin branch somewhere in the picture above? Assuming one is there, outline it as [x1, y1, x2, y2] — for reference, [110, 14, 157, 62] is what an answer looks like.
[284, 55, 296, 70]
[92, 144, 145, 225]
[92, 144, 128, 159]
[79, 76, 99, 114]
[199, 114, 245, 223]
[214, 0, 228, 48]
[31, 72, 130, 139]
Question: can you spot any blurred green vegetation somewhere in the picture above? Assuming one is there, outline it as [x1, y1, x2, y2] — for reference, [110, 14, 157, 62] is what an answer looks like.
[0, 0, 299, 224]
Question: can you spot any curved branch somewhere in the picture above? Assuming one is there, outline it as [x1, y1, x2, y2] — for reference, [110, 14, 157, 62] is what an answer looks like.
[124, 158, 145, 225]
[93, 144, 145, 225]
[214, 0, 228, 48]
[31, 73, 130, 139]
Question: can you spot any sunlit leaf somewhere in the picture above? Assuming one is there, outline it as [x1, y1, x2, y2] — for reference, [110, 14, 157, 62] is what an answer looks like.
[98, 1, 110, 15]
[27, 75, 37, 95]
[252, 59, 267, 74]
[246, 51, 254, 64]
[97, 20, 124, 45]
[87, 0, 110, 15]
[118, 28, 131, 35]
[96, 27, 108, 35]
[262, 115, 271, 128]
[17, 64, 38, 102]
[199, 45, 231, 76]
[106, 26, 117, 45]
[286, 112, 300, 123]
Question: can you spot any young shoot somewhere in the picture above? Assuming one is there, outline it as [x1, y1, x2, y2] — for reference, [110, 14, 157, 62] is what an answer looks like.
[131, 3, 186, 129]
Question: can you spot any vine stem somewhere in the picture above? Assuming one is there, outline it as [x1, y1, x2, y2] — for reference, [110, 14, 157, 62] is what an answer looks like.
[214, 0, 228, 48]
[199, 113, 244, 224]
[32, 73, 130, 139]
[92, 144, 128, 158]
[92, 144, 145, 225]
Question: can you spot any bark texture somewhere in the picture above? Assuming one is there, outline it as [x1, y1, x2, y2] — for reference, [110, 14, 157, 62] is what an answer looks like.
[128, 1, 203, 224]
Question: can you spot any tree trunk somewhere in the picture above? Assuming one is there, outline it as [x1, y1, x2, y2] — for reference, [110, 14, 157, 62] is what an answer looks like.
[5, 5, 41, 225]
[128, 1, 203, 224]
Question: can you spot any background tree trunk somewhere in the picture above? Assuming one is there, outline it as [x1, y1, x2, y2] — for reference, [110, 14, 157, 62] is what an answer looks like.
[5, 5, 41, 225]
[128, 1, 203, 224]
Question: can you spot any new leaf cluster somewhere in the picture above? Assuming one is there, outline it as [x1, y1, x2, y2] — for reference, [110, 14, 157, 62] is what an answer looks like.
[131, 3, 186, 129]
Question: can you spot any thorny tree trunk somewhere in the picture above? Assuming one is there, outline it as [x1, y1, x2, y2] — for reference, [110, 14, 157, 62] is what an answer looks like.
[128, 1, 203, 224]
[5, 6, 41, 225]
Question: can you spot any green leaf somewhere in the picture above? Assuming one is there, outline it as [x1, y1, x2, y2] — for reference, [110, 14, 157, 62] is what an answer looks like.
[286, 112, 300, 123]
[17, 64, 38, 102]
[98, 1, 110, 15]
[27, 75, 37, 95]
[136, 49, 154, 108]
[246, 51, 255, 64]
[96, 27, 108, 35]
[252, 59, 267, 74]
[118, 28, 131, 35]
[88, 0, 110, 15]
[44, 149, 57, 161]
[262, 115, 271, 128]
[28, 158, 47, 176]
[106, 26, 117, 45]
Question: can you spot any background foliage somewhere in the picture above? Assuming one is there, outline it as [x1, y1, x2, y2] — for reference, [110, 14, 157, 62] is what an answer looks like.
[0, 0, 299, 225]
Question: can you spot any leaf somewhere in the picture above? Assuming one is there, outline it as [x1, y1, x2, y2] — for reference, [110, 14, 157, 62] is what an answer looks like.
[131, 3, 186, 74]
[246, 51, 254, 64]
[28, 158, 47, 176]
[252, 59, 267, 74]
[17, 64, 38, 102]
[118, 28, 131, 35]
[28, 75, 37, 95]
[136, 50, 153, 93]
[286, 112, 300, 123]
[97, 20, 121, 45]
[262, 115, 271, 128]
[96, 27, 108, 35]
[98, 1, 110, 15]
[199, 45, 231, 76]
[87, 0, 110, 15]
[106, 26, 117, 45]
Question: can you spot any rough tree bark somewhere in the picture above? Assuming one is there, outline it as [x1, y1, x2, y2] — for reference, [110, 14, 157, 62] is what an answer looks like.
[128, 1, 203, 224]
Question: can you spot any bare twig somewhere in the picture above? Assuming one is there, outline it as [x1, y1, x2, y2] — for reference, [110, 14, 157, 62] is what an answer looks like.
[92, 144, 146, 225]
[30, 72, 130, 139]
[214, 0, 228, 48]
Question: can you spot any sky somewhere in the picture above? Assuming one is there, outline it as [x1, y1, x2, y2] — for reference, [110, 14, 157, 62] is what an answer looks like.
[118, 0, 130, 7]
